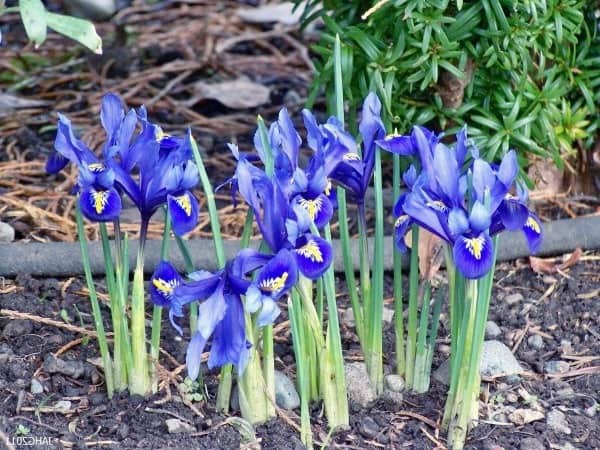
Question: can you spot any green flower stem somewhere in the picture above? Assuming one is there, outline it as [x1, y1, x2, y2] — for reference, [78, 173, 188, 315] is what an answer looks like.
[99, 223, 129, 391]
[316, 278, 324, 328]
[405, 225, 420, 389]
[130, 219, 150, 396]
[298, 275, 320, 401]
[412, 282, 431, 393]
[75, 203, 114, 398]
[288, 294, 313, 447]
[337, 188, 363, 345]
[362, 149, 385, 395]
[322, 225, 349, 430]
[356, 204, 371, 323]
[150, 208, 172, 390]
[392, 154, 405, 377]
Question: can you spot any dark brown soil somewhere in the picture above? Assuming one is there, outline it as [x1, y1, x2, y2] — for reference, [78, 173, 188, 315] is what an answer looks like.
[1, 256, 598, 450]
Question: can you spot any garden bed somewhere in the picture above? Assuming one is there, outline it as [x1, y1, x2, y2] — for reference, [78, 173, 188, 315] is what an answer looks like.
[1, 258, 598, 449]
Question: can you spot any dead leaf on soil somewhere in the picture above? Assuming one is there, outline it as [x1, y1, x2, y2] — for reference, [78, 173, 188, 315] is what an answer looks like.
[404, 226, 444, 280]
[508, 408, 545, 425]
[529, 248, 582, 274]
[236, 2, 302, 25]
[189, 78, 270, 110]
[0, 93, 50, 115]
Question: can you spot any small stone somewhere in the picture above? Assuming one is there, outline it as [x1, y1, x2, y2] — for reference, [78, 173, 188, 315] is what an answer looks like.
[384, 374, 404, 393]
[547, 409, 571, 434]
[342, 308, 355, 327]
[30, 378, 44, 394]
[560, 340, 573, 355]
[520, 437, 545, 450]
[43, 354, 89, 379]
[90, 369, 101, 385]
[505, 293, 523, 305]
[165, 418, 196, 434]
[274, 370, 300, 410]
[505, 374, 521, 385]
[0, 343, 14, 364]
[358, 416, 379, 439]
[54, 400, 72, 413]
[560, 444, 577, 450]
[90, 393, 105, 406]
[62, 0, 116, 20]
[345, 362, 376, 408]
[0, 222, 15, 242]
[2, 320, 33, 337]
[508, 408, 545, 425]
[506, 392, 518, 403]
[584, 404, 596, 418]
[433, 341, 524, 385]
[485, 321, 502, 339]
[527, 335, 544, 350]
[556, 386, 575, 397]
[382, 307, 394, 324]
[283, 89, 302, 108]
[117, 423, 129, 440]
[545, 360, 570, 375]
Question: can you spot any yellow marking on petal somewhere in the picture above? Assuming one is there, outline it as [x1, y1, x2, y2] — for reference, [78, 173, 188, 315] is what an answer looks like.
[174, 194, 192, 217]
[298, 197, 323, 221]
[343, 152, 361, 162]
[395, 215, 409, 228]
[91, 190, 110, 214]
[259, 272, 289, 294]
[525, 216, 541, 234]
[152, 278, 175, 296]
[386, 128, 401, 139]
[464, 236, 485, 260]
[87, 163, 105, 172]
[155, 128, 170, 141]
[426, 200, 448, 213]
[324, 180, 333, 197]
[295, 239, 324, 263]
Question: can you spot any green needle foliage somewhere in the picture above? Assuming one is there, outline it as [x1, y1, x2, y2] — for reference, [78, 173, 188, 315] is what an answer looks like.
[296, 0, 600, 169]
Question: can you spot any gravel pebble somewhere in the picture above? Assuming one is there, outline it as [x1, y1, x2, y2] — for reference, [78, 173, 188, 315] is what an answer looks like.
[504, 293, 523, 305]
[2, 320, 33, 338]
[544, 360, 570, 375]
[30, 378, 44, 394]
[0, 222, 15, 242]
[547, 409, 571, 434]
[527, 334, 544, 350]
[520, 437, 545, 450]
[345, 362, 376, 408]
[165, 418, 196, 434]
[485, 321, 502, 339]
[358, 416, 379, 439]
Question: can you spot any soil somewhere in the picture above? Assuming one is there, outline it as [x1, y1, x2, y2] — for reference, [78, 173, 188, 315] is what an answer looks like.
[1, 257, 599, 450]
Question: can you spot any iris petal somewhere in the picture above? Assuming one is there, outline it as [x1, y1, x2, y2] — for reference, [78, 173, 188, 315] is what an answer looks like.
[376, 135, 415, 155]
[522, 213, 543, 254]
[256, 298, 281, 327]
[79, 186, 121, 222]
[453, 233, 494, 279]
[208, 294, 249, 372]
[394, 215, 412, 253]
[256, 249, 298, 299]
[469, 201, 491, 232]
[297, 193, 333, 229]
[498, 198, 529, 231]
[168, 191, 199, 236]
[186, 331, 207, 381]
[293, 235, 332, 279]
[46, 152, 69, 174]
[150, 261, 181, 307]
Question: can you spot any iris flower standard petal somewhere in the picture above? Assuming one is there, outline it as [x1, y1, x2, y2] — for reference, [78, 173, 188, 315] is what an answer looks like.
[79, 185, 122, 222]
[150, 261, 182, 307]
[453, 233, 494, 279]
[293, 235, 333, 279]
[167, 191, 199, 236]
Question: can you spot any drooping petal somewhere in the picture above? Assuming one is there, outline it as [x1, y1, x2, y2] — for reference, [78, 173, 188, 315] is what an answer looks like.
[497, 150, 518, 188]
[79, 186, 122, 222]
[168, 191, 199, 236]
[244, 285, 263, 314]
[453, 233, 494, 279]
[376, 134, 415, 155]
[455, 127, 468, 168]
[498, 197, 529, 231]
[150, 261, 182, 307]
[186, 331, 208, 381]
[403, 165, 417, 189]
[55, 113, 96, 166]
[393, 214, 412, 253]
[296, 193, 333, 229]
[522, 212, 543, 254]
[293, 235, 332, 279]
[196, 282, 228, 339]
[256, 249, 298, 299]
[359, 92, 385, 192]
[208, 293, 249, 372]
[471, 158, 496, 202]
[432, 143, 459, 204]
[172, 273, 222, 309]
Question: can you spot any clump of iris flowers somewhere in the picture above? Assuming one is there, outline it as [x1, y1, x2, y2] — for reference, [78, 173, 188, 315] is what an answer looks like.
[380, 125, 543, 450]
[47, 93, 201, 396]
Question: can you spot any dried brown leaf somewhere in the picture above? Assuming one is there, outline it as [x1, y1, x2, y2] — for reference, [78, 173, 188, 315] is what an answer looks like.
[404, 227, 444, 280]
[190, 78, 270, 110]
[529, 248, 582, 274]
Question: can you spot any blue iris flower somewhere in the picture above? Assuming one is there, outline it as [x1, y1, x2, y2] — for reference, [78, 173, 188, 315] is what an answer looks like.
[47, 93, 200, 235]
[392, 128, 543, 279]
[327, 92, 386, 203]
[150, 248, 297, 380]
